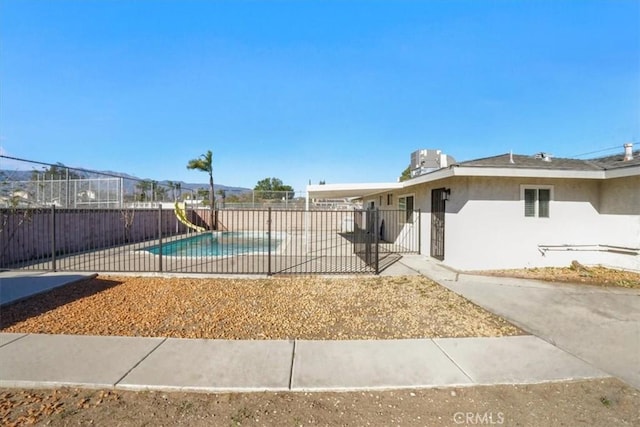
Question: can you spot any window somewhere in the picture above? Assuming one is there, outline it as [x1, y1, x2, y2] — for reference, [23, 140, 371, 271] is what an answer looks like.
[522, 186, 551, 218]
[398, 195, 414, 223]
[387, 194, 393, 206]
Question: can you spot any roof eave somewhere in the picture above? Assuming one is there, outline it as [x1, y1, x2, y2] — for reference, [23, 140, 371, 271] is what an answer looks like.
[398, 165, 609, 184]
[452, 166, 607, 179]
[306, 182, 402, 199]
[604, 164, 640, 179]
[307, 164, 640, 199]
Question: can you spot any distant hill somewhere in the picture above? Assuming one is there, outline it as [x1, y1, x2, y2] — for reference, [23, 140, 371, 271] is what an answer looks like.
[0, 168, 251, 195]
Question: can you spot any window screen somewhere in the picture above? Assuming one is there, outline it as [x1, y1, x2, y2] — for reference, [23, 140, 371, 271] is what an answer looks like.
[524, 189, 536, 217]
[538, 189, 550, 218]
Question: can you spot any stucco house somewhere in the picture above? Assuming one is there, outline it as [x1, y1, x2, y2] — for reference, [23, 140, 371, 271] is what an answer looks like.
[307, 144, 640, 272]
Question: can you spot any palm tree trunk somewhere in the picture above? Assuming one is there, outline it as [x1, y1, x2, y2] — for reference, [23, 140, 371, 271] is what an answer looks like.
[209, 174, 216, 230]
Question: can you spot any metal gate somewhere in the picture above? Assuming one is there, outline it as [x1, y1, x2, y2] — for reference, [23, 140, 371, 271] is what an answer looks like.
[431, 188, 446, 260]
[353, 209, 378, 273]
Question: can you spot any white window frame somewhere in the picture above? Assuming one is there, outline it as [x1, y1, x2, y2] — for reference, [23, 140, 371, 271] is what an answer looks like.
[398, 193, 415, 223]
[520, 185, 553, 218]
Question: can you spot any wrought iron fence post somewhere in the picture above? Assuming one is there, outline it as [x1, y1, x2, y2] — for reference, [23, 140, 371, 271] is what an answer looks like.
[267, 207, 272, 276]
[158, 205, 163, 272]
[374, 208, 379, 274]
[50, 205, 57, 271]
[352, 209, 357, 254]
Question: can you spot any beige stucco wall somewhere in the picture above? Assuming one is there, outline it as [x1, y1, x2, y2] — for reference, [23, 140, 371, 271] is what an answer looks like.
[379, 175, 639, 271]
[446, 177, 603, 270]
[599, 175, 640, 215]
[597, 176, 640, 269]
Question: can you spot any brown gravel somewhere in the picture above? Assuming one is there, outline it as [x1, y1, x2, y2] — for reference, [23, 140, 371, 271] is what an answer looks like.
[0, 275, 522, 339]
[481, 265, 640, 289]
[2, 378, 639, 426]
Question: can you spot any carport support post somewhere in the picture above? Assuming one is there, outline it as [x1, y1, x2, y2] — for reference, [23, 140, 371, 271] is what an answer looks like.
[157, 205, 163, 272]
[50, 205, 56, 271]
[417, 209, 421, 255]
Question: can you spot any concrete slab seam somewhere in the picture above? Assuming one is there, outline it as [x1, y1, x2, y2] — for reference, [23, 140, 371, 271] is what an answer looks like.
[113, 337, 168, 387]
[431, 339, 475, 384]
[288, 340, 296, 390]
[0, 334, 29, 349]
[530, 336, 613, 380]
[396, 261, 421, 276]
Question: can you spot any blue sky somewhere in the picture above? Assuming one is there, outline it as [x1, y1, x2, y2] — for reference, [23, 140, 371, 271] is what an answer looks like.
[1, 0, 638, 191]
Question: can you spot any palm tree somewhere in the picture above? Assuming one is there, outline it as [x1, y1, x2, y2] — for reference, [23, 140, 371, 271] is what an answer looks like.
[167, 181, 176, 201]
[186, 150, 215, 230]
[136, 180, 152, 202]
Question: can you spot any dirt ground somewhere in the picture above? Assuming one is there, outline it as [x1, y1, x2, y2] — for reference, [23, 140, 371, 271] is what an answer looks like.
[0, 275, 522, 339]
[1, 378, 639, 426]
[2, 271, 638, 425]
[481, 264, 640, 289]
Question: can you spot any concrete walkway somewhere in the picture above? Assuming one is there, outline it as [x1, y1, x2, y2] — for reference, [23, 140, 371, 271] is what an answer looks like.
[0, 333, 607, 392]
[398, 255, 640, 390]
[0, 267, 618, 392]
[0, 271, 97, 306]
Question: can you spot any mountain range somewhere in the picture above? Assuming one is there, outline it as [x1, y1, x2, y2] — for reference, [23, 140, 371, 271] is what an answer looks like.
[0, 168, 251, 195]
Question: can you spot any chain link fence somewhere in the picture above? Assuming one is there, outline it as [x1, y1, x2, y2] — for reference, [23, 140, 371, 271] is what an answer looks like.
[1, 155, 361, 211]
[0, 155, 180, 209]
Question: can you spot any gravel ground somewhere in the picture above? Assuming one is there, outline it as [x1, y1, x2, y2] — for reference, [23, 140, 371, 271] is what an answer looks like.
[0, 275, 521, 339]
[2, 378, 639, 426]
[481, 265, 640, 289]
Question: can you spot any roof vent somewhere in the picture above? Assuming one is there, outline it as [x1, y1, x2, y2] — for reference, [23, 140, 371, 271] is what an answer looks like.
[534, 152, 552, 162]
[623, 143, 634, 161]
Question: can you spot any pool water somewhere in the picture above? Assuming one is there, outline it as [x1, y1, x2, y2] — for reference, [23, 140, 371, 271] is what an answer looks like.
[147, 231, 283, 257]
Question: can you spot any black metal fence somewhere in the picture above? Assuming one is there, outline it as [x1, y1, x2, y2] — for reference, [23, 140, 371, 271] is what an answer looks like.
[0, 207, 419, 275]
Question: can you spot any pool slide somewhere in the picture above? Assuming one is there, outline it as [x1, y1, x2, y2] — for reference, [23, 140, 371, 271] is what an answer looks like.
[174, 202, 206, 232]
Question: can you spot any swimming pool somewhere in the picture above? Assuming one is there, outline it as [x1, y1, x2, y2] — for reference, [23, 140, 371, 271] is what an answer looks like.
[147, 231, 284, 257]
